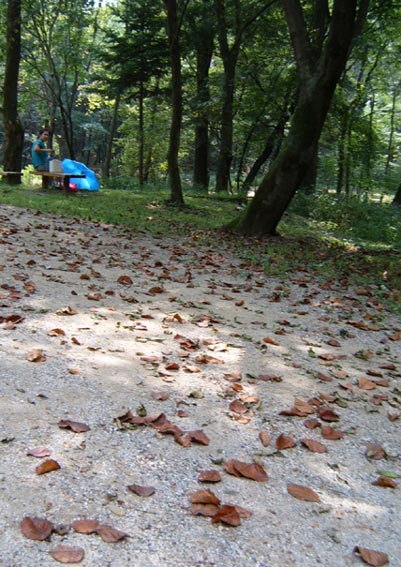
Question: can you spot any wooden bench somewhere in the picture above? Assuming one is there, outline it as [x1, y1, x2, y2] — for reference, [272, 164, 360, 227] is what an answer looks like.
[0, 171, 23, 180]
[31, 170, 86, 191]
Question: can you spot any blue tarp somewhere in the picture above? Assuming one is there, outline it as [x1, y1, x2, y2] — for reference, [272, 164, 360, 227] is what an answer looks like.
[61, 159, 100, 191]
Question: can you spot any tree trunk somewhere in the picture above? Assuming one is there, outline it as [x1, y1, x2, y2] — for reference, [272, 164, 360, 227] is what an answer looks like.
[193, 36, 213, 190]
[138, 81, 145, 187]
[165, 0, 185, 205]
[392, 183, 401, 207]
[235, 0, 368, 236]
[104, 92, 120, 178]
[2, 0, 23, 184]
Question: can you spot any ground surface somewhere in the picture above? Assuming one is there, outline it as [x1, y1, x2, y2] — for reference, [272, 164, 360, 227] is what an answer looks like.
[0, 204, 400, 567]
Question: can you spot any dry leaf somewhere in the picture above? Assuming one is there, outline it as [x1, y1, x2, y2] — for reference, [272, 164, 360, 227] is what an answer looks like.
[49, 545, 85, 564]
[354, 546, 389, 566]
[36, 459, 60, 475]
[287, 483, 320, 502]
[229, 400, 248, 414]
[321, 425, 344, 440]
[198, 470, 222, 483]
[58, 419, 91, 433]
[224, 459, 268, 482]
[127, 484, 156, 497]
[259, 431, 270, 447]
[211, 505, 241, 527]
[371, 476, 397, 489]
[301, 438, 327, 453]
[366, 443, 386, 460]
[117, 275, 133, 285]
[71, 519, 100, 534]
[20, 517, 54, 540]
[190, 489, 221, 506]
[27, 447, 51, 458]
[95, 525, 128, 543]
[191, 503, 220, 517]
[318, 406, 340, 422]
[26, 349, 46, 362]
[276, 433, 296, 450]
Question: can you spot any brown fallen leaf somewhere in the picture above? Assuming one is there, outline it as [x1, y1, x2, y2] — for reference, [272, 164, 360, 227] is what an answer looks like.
[191, 503, 220, 517]
[117, 275, 133, 285]
[321, 425, 344, 440]
[20, 516, 54, 540]
[318, 406, 340, 422]
[198, 470, 222, 483]
[358, 377, 377, 390]
[36, 459, 61, 475]
[276, 433, 296, 450]
[287, 483, 320, 502]
[26, 349, 46, 362]
[211, 505, 241, 527]
[353, 546, 389, 566]
[49, 545, 85, 564]
[56, 306, 78, 315]
[48, 328, 66, 337]
[150, 391, 169, 401]
[365, 443, 387, 460]
[301, 438, 327, 453]
[371, 476, 397, 489]
[27, 447, 51, 458]
[224, 459, 268, 482]
[127, 484, 156, 497]
[229, 399, 248, 414]
[95, 525, 128, 543]
[190, 489, 221, 506]
[259, 431, 270, 447]
[71, 519, 100, 534]
[58, 419, 91, 433]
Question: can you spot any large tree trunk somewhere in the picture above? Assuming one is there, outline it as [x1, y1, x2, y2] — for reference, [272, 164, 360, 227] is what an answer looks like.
[165, 0, 185, 205]
[193, 33, 213, 190]
[235, 0, 368, 236]
[2, 0, 23, 184]
[104, 92, 120, 178]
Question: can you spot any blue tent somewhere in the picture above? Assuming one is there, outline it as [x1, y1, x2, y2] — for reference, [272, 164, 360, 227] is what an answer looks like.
[62, 159, 100, 191]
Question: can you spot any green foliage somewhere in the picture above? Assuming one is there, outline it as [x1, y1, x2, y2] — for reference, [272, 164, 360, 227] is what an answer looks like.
[289, 191, 401, 246]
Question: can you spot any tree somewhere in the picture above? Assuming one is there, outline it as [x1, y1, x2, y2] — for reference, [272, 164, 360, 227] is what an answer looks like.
[2, 0, 23, 183]
[234, 0, 369, 236]
[164, 0, 188, 204]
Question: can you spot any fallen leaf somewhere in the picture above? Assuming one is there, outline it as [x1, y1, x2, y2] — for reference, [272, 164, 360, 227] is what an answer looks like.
[318, 406, 340, 422]
[58, 419, 91, 433]
[117, 275, 133, 285]
[211, 505, 241, 527]
[27, 447, 51, 458]
[198, 470, 222, 483]
[321, 425, 344, 440]
[224, 459, 268, 482]
[358, 377, 377, 390]
[301, 438, 327, 453]
[353, 546, 389, 566]
[371, 476, 397, 488]
[35, 459, 61, 475]
[366, 443, 386, 460]
[275, 433, 296, 450]
[190, 489, 221, 506]
[49, 545, 85, 564]
[127, 484, 156, 497]
[150, 391, 169, 401]
[26, 349, 46, 362]
[259, 431, 270, 447]
[71, 519, 100, 534]
[262, 337, 279, 346]
[191, 503, 220, 517]
[229, 400, 248, 414]
[95, 525, 128, 543]
[287, 483, 320, 502]
[48, 328, 66, 337]
[20, 517, 54, 540]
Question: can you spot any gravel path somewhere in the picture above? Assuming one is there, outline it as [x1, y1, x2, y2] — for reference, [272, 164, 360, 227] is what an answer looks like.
[0, 204, 400, 567]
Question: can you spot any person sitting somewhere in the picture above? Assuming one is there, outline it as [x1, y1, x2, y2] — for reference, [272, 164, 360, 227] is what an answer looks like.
[31, 129, 54, 187]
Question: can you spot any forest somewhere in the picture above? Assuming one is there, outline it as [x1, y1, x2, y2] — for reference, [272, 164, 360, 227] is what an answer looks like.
[1, 0, 401, 236]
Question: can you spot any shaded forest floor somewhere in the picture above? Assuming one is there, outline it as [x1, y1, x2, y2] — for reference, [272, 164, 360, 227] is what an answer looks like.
[0, 204, 400, 566]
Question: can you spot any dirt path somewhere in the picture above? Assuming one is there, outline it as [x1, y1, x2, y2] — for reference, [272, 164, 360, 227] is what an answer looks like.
[0, 204, 400, 567]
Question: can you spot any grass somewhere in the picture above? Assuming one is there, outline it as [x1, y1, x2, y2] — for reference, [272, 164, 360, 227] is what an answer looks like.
[1, 179, 400, 312]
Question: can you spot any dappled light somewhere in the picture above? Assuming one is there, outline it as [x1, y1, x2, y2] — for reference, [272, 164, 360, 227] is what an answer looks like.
[0, 204, 399, 566]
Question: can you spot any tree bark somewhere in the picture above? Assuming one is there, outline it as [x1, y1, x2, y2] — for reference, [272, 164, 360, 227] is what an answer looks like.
[2, 0, 24, 184]
[235, 0, 368, 236]
[164, 0, 185, 204]
[193, 30, 213, 190]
